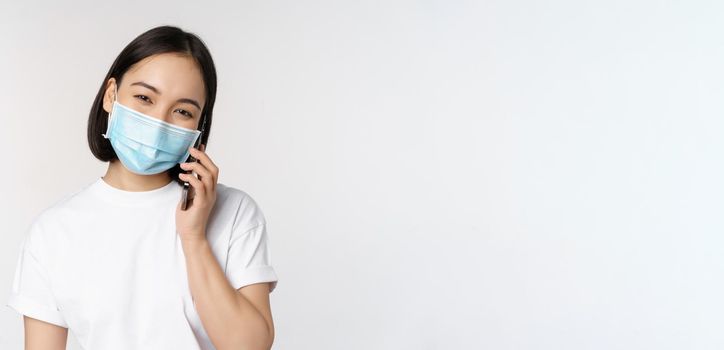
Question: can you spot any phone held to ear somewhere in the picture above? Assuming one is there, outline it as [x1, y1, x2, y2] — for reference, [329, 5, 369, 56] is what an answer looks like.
[181, 117, 206, 211]
[180, 152, 196, 211]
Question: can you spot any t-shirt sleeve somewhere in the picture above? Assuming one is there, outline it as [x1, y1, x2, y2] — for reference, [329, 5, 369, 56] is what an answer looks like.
[6, 221, 68, 328]
[224, 194, 279, 293]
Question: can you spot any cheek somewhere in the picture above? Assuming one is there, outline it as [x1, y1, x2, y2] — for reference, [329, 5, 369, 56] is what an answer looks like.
[173, 119, 198, 130]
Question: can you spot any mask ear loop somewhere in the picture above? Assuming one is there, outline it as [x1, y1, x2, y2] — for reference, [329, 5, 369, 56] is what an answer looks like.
[101, 82, 118, 138]
[188, 114, 207, 162]
[181, 112, 207, 210]
[196, 113, 207, 148]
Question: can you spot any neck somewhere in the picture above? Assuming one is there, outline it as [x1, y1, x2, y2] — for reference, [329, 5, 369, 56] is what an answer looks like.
[102, 160, 173, 192]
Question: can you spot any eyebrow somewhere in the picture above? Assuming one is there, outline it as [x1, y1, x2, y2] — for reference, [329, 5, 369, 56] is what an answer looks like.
[130, 81, 202, 111]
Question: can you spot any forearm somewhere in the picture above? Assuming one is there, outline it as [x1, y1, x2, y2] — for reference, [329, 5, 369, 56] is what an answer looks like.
[181, 237, 272, 350]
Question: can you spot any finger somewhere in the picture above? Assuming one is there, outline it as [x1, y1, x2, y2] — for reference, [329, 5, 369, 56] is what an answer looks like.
[180, 161, 211, 182]
[180, 173, 205, 202]
[180, 162, 214, 193]
[190, 145, 218, 177]
[179, 172, 206, 200]
[188, 145, 219, 181]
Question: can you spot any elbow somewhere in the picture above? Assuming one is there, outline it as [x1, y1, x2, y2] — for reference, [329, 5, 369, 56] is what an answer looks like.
[251, 326, 274, 350]
[220, 326, 274, 350]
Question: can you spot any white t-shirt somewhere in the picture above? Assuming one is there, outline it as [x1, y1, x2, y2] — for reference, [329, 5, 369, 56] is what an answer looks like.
[6, 177, 279, 350]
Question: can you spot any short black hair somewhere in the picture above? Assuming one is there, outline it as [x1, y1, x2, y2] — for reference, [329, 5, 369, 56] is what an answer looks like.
[87, 25, 217, 185]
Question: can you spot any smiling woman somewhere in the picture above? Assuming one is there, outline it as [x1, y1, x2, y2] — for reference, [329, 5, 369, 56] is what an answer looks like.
[88, 26, 217, 187]
[7, 25, 279, 350]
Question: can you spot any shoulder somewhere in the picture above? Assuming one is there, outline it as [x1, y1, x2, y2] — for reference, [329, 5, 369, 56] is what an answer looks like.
[22, 180, 99, 249]
[215, 182, 267, 231]
[21, 199, 72, 258]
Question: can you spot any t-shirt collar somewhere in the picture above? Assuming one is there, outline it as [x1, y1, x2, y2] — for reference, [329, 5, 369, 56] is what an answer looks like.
[88, 176, 181, 207]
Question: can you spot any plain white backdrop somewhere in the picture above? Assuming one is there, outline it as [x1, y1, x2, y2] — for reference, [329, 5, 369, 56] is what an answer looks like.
[1, 0, 723, 349]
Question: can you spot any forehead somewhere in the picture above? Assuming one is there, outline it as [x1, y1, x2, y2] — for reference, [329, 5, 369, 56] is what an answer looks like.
[122, 53, 206, 103]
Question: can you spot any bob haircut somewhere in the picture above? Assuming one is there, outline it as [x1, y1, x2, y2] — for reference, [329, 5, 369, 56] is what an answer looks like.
[87, 25, 217, 186]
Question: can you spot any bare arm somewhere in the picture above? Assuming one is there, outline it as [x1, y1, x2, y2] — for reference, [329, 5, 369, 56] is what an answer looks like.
[23, 316, 67, 350]
[182, 237, 275, 350]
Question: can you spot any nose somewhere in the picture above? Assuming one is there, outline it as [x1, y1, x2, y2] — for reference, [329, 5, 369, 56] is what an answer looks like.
[143, 104, 174, 124]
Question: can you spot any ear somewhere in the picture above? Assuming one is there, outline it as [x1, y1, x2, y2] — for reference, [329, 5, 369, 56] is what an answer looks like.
[102, 77, 117, 114]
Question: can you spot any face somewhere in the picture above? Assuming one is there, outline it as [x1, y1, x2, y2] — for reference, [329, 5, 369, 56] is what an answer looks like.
[102, 53, 206, 130]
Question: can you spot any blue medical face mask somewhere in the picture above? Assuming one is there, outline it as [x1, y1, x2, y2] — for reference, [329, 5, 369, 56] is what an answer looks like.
[101, 87, 202, 175]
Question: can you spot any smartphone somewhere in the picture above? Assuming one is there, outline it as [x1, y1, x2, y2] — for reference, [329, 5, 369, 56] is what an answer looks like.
[181, 116, 207, 211]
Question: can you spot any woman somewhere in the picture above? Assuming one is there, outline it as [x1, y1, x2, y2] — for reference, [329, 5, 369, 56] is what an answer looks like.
[6, 25, 279, 350]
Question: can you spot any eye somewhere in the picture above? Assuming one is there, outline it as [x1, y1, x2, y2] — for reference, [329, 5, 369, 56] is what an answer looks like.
[134, 95, 151, 103]
[175, 109, 194, 118]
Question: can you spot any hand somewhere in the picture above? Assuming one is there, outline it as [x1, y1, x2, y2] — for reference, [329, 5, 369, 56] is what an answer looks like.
[176, 144, 219, 243]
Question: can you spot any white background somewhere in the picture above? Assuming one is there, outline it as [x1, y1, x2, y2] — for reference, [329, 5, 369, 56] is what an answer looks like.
[1, 0, 723, 349]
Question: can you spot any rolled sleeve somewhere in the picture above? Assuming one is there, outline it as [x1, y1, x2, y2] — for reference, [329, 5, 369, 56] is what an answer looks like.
[6, 226, 68, 328]
[225, 222, 279, 293]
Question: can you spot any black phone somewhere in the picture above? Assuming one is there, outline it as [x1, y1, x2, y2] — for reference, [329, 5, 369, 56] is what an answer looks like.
[181, 116, 207, 211]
